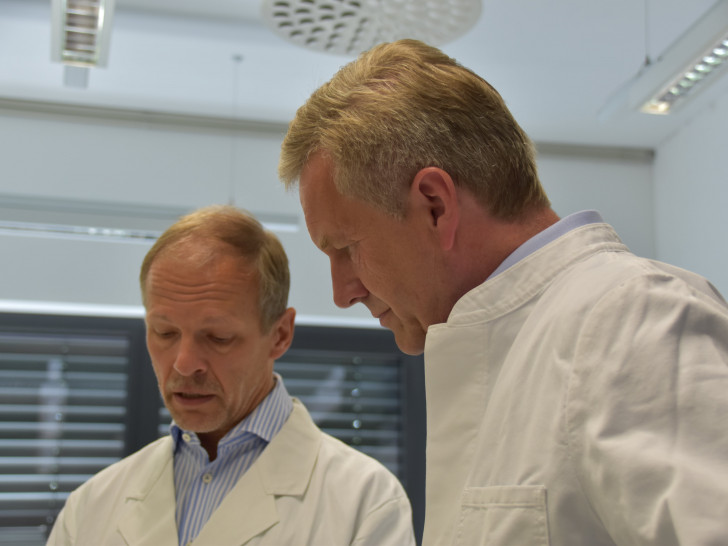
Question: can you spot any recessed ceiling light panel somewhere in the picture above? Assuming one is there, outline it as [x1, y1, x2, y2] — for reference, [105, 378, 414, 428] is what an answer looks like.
[261, 0, 482, 56]
[51, 0, 116, 68]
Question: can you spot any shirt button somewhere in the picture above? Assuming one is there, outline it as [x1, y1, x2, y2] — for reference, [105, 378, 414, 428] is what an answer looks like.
[182, 433, 191, 442]
[202, 473, 212, 484]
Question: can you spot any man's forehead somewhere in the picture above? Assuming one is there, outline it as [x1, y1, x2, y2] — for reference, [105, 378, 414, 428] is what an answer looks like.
[146, 309, 233, 323]
[301, 149, 341, 187]
[299, 158, 343, 250]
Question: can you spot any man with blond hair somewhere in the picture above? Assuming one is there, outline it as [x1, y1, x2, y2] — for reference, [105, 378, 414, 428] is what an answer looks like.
[48, 205, 415, 546]
[279, 39, 728, 545]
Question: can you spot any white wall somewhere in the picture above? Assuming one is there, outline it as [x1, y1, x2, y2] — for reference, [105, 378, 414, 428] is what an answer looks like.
[0, 105, 656, 323]
[0, 105, 368, 324]
[538, 147, 654, 259]
[3, 0, 722, 320]
[653, 91, 728, 298]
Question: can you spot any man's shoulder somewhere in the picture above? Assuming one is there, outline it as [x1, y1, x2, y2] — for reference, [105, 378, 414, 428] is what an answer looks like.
[247, 399, 414, 544]
[318, 428, 388, 466]
[74, 436, 172, 495]
[573, 251, 721, 303]
[283, 399, 404, 487]
[535, 221, 716, 300]
[315, 425, 405, 491]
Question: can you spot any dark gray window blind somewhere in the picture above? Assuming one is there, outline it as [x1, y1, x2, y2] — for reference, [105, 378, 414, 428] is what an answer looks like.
[277, 350, 403, 475]
[0, 317, 425, 545]
[0, 330, 129, 545]
[158, 348, 404, 476]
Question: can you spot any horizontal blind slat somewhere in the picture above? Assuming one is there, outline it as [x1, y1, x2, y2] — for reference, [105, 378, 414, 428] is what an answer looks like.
[0, 321, 132, 542]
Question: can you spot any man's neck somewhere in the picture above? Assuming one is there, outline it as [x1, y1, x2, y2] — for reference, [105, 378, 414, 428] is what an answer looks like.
[198, 433, 221, 461]
[449, 206, 560, 310]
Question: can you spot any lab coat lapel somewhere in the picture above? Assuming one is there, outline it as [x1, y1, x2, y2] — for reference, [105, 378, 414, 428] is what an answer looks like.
[191, 464, 279, 545]
[192, 400, 321, 546]
[117, 438, 179, 546]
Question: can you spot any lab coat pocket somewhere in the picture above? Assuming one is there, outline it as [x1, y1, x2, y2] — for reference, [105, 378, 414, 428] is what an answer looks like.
[456, 485, 550, 546]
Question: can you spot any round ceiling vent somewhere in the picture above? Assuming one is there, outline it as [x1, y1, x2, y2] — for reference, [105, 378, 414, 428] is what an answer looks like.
[261, 0, 482, 56]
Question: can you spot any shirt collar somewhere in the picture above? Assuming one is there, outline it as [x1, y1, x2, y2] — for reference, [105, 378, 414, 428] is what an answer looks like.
[488, 210, 604, 280]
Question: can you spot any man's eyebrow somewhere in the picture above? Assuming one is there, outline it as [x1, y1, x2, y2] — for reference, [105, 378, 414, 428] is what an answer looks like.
[317, 234, 331, 251]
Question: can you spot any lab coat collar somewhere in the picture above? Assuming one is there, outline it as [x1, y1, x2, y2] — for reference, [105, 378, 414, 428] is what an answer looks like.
[117, 437, 179, 546]
[117, 399, 321, 546]
[447, 222, 626, 324]
[194, 398, 321, 544]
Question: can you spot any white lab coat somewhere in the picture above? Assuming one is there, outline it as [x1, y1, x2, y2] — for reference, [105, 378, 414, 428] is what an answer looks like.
[422, 222, 728, 545]
[48, 399, 415, 546]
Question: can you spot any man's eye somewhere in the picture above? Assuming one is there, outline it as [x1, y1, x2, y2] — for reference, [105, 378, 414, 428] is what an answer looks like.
[210, 335, 233, 345]
[336, 243, 356, 256]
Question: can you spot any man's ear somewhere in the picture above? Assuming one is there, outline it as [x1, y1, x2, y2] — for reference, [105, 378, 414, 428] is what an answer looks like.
[410, 167, 459, 251]
[269, 307, 296, 360]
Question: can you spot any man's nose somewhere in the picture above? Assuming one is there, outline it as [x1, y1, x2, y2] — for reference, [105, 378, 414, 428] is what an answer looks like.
[330, 256, 368, 308]
[173, 337, 207, 376]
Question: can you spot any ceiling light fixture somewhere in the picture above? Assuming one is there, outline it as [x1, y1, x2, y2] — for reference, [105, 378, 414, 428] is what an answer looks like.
[260, 0, 482, 56]
[629, 0, 728, 115]
[50, 0, 115, 68]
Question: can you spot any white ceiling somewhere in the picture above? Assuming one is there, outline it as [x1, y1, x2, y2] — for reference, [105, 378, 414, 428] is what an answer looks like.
[2, 0, 727, 150]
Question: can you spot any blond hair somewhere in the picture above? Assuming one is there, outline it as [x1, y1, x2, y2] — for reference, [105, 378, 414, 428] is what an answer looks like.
[279, 39, 549, 219]
[140, 205, 289, 331]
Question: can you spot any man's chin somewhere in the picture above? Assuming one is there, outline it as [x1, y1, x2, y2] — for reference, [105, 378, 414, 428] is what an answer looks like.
[391, 328, 426, 356]
[166, 403, 219, 432]
[170, 415, 219, 435]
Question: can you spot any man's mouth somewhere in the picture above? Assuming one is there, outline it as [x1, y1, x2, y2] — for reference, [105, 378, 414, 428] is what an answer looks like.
[376, 309, 391, 325]
[173, 392, 214, 405]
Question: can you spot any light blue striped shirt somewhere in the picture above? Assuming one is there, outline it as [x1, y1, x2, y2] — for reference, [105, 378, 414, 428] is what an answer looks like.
[170, 373, 293, 546]
[488, 210, 605, 280]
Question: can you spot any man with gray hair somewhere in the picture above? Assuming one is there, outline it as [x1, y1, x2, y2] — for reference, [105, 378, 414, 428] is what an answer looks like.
[280, 39, 728, 545]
